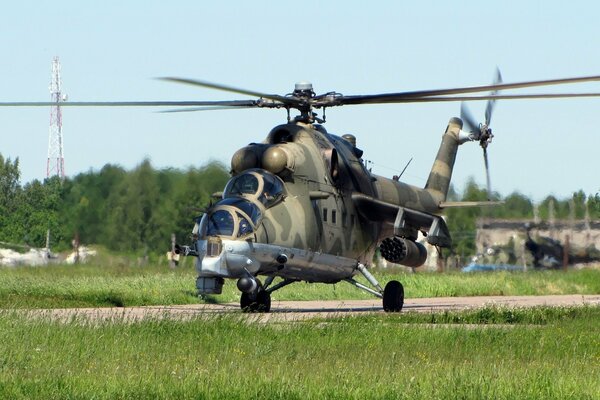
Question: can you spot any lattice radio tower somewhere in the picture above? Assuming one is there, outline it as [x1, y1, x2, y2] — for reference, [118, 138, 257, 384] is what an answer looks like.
[47, 56, 66, 179]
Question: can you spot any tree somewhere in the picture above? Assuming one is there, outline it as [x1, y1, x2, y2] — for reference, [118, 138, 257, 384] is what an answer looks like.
[11, 176, 64, 248]
[61, 164, 127, 246]
[0, 155, 22, 243]
[498, 192, 533, 219]
[588, 193, 600, 219]
[103, 159, 160, 251]
[445, 178, 488, 258]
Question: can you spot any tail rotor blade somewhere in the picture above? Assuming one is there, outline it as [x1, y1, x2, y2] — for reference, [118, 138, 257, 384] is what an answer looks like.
[484, 68, 503, 126]
[484, 97, 496, 127]
[460, 102, 479, 133]
[483, 147, 493, 200]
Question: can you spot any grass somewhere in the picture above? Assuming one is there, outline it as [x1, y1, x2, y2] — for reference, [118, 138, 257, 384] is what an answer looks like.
[0, 263, 599, 308]
[0, 306, 598, 399]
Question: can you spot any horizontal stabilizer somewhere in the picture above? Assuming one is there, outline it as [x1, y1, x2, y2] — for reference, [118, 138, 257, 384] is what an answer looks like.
[439, 201, 504, 208]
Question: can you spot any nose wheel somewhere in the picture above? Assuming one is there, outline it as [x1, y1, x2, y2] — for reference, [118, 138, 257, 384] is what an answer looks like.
[240, 289, 271, 313]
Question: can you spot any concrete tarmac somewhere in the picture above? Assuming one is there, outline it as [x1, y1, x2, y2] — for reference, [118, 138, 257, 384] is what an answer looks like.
[20, 294, 600, 323]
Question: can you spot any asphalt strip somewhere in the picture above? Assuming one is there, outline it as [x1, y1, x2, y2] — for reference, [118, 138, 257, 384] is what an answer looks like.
[8, 294, 599, 324]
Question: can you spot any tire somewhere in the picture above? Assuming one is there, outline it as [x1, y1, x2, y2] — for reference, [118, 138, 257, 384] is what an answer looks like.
[240, 290, 271, 313]
[256, 290, 271, 313]
[383, 280, 404, 312]
[240, 292, 255, 312]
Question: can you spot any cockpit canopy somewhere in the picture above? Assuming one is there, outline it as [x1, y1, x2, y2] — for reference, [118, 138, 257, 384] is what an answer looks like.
[200, 169, 285, 240]
[202, 198, 261, 238]
[223, 169, 285, 207]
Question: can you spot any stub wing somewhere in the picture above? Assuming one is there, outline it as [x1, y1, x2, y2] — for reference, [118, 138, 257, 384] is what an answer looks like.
[352, 193, 452, 248]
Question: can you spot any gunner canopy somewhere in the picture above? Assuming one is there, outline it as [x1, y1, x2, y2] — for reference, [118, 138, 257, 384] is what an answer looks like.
[202, 169, 285, 239]
[204, 198, 261, 238]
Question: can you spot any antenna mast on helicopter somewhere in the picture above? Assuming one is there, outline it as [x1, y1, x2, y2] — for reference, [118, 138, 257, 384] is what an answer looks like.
[47, 56, 66, 179]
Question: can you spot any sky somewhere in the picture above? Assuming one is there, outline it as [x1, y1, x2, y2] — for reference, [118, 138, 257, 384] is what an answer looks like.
[1, 0, 599, 202]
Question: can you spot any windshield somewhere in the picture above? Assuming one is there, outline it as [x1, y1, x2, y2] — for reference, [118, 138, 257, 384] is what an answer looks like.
[206, 210, 235, 237]
[224, 173, 259, 196]
[205, 198, 262, 239]
[216, 198, 261, 224]
[259, 170, 284, 207]
[223, 169, 285, 208]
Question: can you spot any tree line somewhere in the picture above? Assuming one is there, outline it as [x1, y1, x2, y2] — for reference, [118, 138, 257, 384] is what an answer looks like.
[0, 153, 598, 256]
[0, 154, 229, 253]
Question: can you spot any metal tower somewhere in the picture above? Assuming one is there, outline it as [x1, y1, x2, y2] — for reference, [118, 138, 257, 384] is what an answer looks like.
[47, 56, 66, 179]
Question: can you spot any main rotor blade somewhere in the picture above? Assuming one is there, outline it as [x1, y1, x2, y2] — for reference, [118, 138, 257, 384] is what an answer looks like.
[0, 100, 259, 107]
[5, 93, 600, 109]
[485, 68, 503, 126]
[335, 74, 600, 105]
[460, 103, 479, 133]
[159, 77, 292, 104]
[483, 147, 492, 201]
[338, 92, 600, 104]
[159, 105, 258, 113]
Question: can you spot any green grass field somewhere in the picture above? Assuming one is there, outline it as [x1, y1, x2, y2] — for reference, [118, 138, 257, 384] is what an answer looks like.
[0, 306, 598, 399]
[1, 263, 598, 398]
[0, 263, 599, 308]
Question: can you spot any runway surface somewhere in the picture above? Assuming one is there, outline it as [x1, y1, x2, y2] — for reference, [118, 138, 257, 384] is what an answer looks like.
[22, 294, 600, 323]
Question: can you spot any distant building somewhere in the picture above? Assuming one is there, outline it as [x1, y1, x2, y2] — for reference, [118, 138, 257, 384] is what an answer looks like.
[475, 218, 600, 268]
[476, 219, 600, 251]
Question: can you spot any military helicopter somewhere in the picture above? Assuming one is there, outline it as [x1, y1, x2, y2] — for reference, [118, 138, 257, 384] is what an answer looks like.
[4, 72, 600, 312]
[524, 223, 600, 269]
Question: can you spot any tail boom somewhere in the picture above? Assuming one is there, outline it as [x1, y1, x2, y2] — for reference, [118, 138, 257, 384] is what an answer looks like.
[425, 117, 464, 200]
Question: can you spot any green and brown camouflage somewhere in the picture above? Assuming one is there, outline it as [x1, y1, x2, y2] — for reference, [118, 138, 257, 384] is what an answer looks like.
[199, 117, 464, 271]
[190, 116, 471, 306]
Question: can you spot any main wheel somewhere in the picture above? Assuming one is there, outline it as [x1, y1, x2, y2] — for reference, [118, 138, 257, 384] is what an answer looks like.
[240, 290, 271, 313]
[383, 280, 404, 312]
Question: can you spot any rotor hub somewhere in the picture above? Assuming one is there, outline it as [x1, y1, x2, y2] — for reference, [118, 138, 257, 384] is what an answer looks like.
[479, 124, 493, 148]
[293, 81, 315, 99]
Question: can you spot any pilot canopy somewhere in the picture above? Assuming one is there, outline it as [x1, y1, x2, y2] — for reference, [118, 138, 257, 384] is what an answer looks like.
[200, 169, 285, 239]
[223, 169, 285, 207]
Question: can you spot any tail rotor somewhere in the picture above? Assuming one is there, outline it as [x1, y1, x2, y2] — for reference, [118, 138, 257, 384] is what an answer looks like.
[460, 68, 502, 200]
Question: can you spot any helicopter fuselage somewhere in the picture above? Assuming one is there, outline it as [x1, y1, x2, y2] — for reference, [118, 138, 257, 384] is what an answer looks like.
[193, 119, 462, 294]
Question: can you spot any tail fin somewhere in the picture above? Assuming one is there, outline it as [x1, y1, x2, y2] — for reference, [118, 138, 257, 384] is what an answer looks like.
[425, 117, 464, 200]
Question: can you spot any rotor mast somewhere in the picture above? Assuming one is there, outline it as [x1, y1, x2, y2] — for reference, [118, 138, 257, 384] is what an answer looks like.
[291, 81, 321, 123]
[47, 56, 66, 179]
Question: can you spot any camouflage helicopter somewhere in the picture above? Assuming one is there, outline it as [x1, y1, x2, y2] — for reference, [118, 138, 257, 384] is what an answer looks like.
[524, 223, 600, 269]
[4, 72, 600, 312]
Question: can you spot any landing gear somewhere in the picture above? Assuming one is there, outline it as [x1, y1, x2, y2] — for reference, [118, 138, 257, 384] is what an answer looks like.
[238, 276, 297, 313]
[240, 289, 271, 313]
[382, 280, 404, 312]
[347, 263, 405, 312]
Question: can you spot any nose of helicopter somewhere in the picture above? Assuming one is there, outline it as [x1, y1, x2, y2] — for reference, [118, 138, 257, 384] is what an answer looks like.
[195, 238, 261, 294]
[196, 238, 260, 278]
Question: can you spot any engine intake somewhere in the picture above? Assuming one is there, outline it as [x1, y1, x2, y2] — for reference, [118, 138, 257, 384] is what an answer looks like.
[380, 237, 427, 267]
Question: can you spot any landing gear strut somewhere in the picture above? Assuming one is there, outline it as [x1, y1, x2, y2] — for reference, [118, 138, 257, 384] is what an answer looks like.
[347, 263, 404, 312]
[239, 276, 297, 313]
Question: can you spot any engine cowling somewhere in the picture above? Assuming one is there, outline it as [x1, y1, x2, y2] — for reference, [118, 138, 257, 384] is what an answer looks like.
[379, 237, 428, 267]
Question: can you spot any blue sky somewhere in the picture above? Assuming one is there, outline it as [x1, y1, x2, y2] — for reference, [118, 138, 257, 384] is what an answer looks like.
[1, 1, 599, 201]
